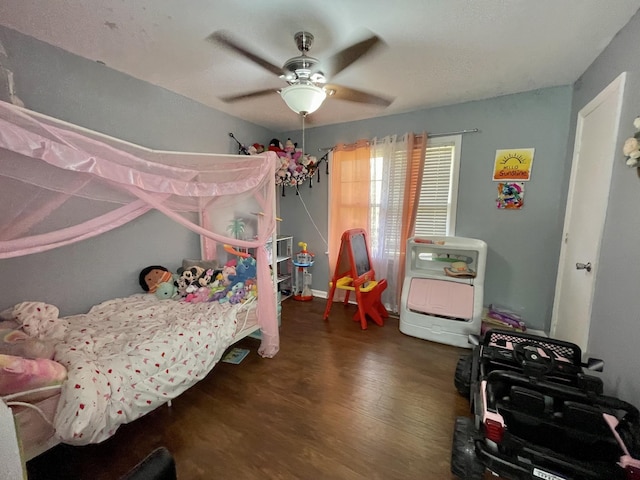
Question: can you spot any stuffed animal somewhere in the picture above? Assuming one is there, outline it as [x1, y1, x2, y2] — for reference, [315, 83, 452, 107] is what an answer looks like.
[229, 256, 257, 285]
[0, 353, 67, 396]
[139, 266, 173, 294]
[0, 327, 55, 360]
[198, 268, 220, 288]
[228, 282, 246, 304]
[184, 287, 210, 303]
[176, 265, 206, 297]
[248, 143, 265, 155]
[268, 138, 284, 153]
[155, 281, 178, 300]
[284, 138, 296, 153]
[221, 265, 236, 286]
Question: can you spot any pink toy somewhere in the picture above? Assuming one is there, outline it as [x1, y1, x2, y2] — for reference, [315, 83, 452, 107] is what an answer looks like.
[0, 353, 67, 396]
[184, 287, 210, 303]
[0, 329, 55, 359]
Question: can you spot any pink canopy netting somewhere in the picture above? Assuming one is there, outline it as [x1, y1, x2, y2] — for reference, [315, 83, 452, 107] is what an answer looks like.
[0, 100, 279, 357]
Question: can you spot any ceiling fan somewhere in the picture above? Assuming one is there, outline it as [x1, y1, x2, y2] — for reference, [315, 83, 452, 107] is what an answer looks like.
[207, 30, 393, 115]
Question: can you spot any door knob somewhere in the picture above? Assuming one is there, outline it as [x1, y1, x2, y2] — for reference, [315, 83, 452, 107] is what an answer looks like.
[575, 262, 592, 272]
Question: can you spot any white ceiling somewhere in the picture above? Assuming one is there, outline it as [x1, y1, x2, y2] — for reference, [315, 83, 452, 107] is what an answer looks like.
[1, 0, 639, 132]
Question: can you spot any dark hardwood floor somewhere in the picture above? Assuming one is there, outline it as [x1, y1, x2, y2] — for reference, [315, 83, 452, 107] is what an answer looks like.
[26, 298, 497, 480]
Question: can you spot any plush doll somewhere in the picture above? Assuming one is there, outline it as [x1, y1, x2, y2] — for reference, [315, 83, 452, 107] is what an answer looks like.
[139, 266, 173, 294]
[284, 138, 296, 153]
[197, 268, 220, 288]
[155, 281, 178, 300]
[175, 265, 206, 297]
[229, 256, 257, 285]
[228, 282, 246, 304]
[0, 353, 67, 396]
[268, 138, 284, 154]
[184, 287, 210, 303]
[221, 265, 236, 286]
[248, 143, 265, 155]
[0, 327, 55, 360]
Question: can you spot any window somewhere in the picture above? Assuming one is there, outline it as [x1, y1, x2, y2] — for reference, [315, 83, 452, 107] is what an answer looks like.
[369, 145, 406, 257]
[368, 135, 461, 246]
[414, 135, 461, 237]
[329, 134, 461, 312]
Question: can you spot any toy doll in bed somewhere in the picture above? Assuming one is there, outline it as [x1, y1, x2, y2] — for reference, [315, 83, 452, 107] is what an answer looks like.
[139, 265, 174, 294]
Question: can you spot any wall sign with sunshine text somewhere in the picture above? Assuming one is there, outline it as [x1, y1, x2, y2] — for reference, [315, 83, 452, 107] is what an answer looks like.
[492, 148, 534, 181]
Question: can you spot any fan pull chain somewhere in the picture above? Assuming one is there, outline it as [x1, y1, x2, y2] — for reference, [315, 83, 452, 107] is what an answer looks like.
[297, 113, 306, 195]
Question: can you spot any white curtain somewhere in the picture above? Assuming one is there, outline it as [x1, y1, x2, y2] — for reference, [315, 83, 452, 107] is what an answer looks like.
[370, 134, 408, 313]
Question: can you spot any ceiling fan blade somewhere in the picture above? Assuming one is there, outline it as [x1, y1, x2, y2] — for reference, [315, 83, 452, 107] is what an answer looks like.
[220, 88, 279, 103]
[325, 84, 393, 107]
[324, 34, 383, 78]
[207, 31, 285, 77]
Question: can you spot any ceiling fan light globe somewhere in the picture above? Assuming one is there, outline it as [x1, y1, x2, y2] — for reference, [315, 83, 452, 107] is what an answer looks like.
[280, 83, 327, 115]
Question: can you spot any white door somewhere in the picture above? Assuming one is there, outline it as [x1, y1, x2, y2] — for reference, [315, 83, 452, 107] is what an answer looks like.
[550, 73, 626, 354]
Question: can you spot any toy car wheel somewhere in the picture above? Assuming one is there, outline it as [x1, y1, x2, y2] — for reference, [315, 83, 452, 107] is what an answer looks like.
[454, 354, 472, 398]
[451, 416, 485, 480]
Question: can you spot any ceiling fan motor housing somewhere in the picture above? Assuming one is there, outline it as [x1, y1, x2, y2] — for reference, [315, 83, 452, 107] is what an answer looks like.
[283, 32, 326, 84]
[294, 31, 313, 52]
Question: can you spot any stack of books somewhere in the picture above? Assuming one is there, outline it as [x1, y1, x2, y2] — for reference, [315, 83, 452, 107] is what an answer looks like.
[481, 304, 526, 335]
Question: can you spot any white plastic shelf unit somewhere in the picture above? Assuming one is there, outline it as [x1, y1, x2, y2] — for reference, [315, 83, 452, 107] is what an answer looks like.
[266, 235, 293, 301]
[399, 236, 487, 348]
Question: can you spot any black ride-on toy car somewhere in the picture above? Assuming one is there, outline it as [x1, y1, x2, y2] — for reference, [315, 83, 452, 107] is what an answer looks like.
[451, 328, 640, 480]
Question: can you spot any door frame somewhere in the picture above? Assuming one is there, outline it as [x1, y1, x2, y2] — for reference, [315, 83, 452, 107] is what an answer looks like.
[550, 72, 626, 350]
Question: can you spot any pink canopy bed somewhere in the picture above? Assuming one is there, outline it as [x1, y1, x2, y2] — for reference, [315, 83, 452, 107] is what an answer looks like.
[0, 100, 279, 462]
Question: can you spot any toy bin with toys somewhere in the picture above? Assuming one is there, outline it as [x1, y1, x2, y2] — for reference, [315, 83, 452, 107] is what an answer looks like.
[399, 236, 487, 348]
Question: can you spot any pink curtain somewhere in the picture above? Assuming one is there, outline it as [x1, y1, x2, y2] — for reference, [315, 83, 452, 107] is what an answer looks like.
[397, 132, 427, 307]
[329, 133, 427, 313]
[0, 101, 279, 357]
[328, 140, 371, 278]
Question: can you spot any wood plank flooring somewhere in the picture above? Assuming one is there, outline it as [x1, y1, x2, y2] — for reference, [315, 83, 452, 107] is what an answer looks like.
[26, 298, 499, 480]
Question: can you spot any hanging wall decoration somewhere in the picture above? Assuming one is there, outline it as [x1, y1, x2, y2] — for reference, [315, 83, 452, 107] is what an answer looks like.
[492, 148, 535, 181]
[496, 182, 525, 209]
[622, 116, 640, 167]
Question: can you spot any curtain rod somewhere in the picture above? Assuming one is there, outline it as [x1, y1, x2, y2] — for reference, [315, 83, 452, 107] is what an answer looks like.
[317, 128, 479, 152]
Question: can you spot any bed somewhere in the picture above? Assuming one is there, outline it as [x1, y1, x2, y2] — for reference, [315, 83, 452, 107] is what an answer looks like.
[0, 100, 279, 465]
[5, 294, 260, 460]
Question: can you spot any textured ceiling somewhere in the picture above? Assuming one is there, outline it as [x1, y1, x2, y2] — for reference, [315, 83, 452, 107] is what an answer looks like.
[1, 0, 639, 131]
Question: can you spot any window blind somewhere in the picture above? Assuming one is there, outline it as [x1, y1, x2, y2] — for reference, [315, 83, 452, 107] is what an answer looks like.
[414, 142, 456, 236]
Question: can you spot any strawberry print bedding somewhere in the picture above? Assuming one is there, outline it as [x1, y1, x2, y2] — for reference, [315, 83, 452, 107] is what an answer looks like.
[52, 294, 254, 444]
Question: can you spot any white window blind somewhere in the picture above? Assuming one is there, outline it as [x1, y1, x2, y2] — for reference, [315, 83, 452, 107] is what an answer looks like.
[414, 135, 461, 237]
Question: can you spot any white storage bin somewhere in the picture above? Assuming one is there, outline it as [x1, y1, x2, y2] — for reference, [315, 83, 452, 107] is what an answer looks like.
[399, 236, 487, 348]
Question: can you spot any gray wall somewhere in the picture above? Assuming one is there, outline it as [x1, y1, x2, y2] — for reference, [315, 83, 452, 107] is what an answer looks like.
[571, 9, 640, 406]
[0, 26, 274, 316]
[279, 86, 573, 333]
[3, 12, 640, 408]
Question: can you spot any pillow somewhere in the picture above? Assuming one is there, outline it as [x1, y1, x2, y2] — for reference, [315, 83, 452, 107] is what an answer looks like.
[10, 302, 67, 341]
[0, 353, 66, 398]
